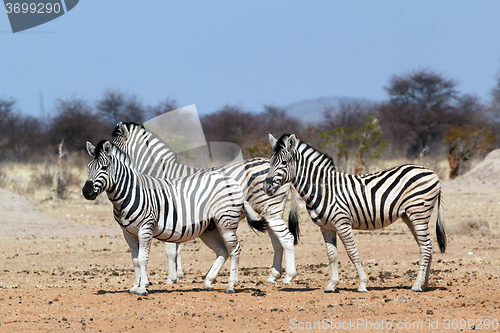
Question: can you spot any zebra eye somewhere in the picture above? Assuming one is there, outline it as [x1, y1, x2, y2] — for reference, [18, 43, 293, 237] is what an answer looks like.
[101, 165, 108, 171]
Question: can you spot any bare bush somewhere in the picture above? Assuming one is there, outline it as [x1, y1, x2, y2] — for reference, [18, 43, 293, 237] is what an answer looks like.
[0, 99, 50, 162]
[149, 97, 178, 117]
[49, 97, 112, 152]
[96, 89, 146, 125]
[378, 69, 459, 157]
[201, 105, 260, 146]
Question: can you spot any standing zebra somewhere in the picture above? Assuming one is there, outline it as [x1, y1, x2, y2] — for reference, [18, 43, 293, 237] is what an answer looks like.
[111, 122, 299, 284]
[82, 140, 267, 295]
[263, 134, 446, 292]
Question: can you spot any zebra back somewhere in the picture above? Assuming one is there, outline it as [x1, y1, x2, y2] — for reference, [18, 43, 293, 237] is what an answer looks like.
[111, 123, 298, 222]
[112, 122, 200, 179]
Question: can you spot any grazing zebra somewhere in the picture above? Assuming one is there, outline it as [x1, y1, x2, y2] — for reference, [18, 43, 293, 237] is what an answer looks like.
[82, 140, 267, 295]
[263, 134, 446, 292]
[111, 122, 299, 284]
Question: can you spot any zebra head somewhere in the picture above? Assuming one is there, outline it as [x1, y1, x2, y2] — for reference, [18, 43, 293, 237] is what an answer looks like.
[111, 122, 143, 151]
[263, 133, 298, 196]
[82, 140, 114, 200]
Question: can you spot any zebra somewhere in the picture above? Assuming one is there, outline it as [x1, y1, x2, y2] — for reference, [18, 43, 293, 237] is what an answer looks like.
[263, 134, 446, 292]
[82, 140, 267, 295]
[111, 122, 300, 284]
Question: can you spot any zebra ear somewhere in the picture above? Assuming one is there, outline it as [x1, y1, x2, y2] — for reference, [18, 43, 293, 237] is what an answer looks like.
[86, 141, 96, 157]
[118, 122, 130, 141]
[103, 141, 112, 156]
[286, 134, 298, 150]
[269, 134, 278, 149]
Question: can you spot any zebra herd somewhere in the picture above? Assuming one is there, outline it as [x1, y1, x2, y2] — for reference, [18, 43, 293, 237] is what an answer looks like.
[82, 123, 446, 295]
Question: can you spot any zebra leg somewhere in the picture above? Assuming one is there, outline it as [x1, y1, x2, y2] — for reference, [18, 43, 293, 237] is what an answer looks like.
[164, 242, 179, 284]
[176, 243, 184, 279]
[199, 228, 228, 291]
[336, 224, 368, 292]
[402, 214, 433, 292]
[122, 231, 142, 295]
[266, 229, 283, 283]
[265, 220, 297, 284]
[218, 226, 241, 294]
[133, 226, 154, 296]
[262, 187, 298, 284]
[321, 228, 340, 292]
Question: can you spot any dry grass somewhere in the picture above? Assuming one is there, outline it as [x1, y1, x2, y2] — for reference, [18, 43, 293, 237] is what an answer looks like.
[0, 153, 491, 233]
[0, 155, 473, 199]
[0, 154, 87, 198]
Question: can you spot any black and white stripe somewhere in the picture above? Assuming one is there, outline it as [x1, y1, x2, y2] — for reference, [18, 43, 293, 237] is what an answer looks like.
[82, 140, 266, 295]
[263, 134, 446, 292]
[111, 122, 299, 284]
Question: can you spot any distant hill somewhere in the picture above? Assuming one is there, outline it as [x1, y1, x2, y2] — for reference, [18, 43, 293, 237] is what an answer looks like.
[283, 96, 374, 124]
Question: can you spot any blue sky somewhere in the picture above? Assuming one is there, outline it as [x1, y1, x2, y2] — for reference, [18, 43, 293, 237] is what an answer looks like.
[1, 1, 500, 118]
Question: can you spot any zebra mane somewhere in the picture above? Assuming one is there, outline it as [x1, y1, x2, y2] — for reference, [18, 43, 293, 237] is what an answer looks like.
[275, 134, 336, 170]
[95, 140, 136, 169]
[112, 121, 178, 163]
[273, 133, 293, 153]
[111, 122, 143, 137]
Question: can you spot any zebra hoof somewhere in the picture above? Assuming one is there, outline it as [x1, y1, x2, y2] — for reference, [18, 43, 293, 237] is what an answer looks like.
[324, 282, 339, 293]
[324, 290, 337, 294]
[267, 268, 281, 283]
[266, 276, 278, 284]
[203, 285, 214, 291]
[129, 286, 140, 294]
[357, 281, 368, 292]
[165, 279, 178, 285]
[224, 289, 235, 294]
[324, 286, 340, 293]
[132, 287, 148, 296]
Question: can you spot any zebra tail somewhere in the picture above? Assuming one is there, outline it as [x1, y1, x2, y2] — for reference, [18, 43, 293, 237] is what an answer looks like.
[436, 189, 447, 253]
[289, 186, 301, 245]
[243, 201, 268, 233]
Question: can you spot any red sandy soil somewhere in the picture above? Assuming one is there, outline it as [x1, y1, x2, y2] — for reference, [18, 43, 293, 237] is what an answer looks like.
[0, 180, 499, 332]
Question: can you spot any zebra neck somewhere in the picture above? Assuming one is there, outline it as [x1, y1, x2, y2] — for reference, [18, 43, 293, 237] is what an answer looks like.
[293, 143, 336, 206]
[129, 129, 178, 164]
[107, 156, 138, 207]
[110, 144, 134, 168]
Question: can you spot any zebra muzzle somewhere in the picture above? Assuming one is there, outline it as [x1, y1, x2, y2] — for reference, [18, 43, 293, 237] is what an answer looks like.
[263, 177, 275, 196]
[82, 180, 98, 200]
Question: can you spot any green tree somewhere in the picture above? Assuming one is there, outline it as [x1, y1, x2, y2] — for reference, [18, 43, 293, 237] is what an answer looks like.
[321, 115, 387, 174]
[320, 126, 352, 164]
[352, 116, 387, 174]
[443, 125, 496, 179]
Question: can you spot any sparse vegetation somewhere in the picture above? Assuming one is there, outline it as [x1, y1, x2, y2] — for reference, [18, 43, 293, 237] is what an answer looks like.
[1, 68, 500, 182]
[443, 125, 496, 179]
[321, 115, 387, 175]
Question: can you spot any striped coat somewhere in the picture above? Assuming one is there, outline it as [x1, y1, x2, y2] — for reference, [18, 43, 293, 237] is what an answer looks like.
[83, 140, 266, 295]
[263, 134, 446, 292]
[111, 122, 299, 284]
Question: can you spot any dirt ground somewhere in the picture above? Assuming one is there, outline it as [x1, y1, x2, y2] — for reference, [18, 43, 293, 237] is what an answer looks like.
[0, 178, 499, 332]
